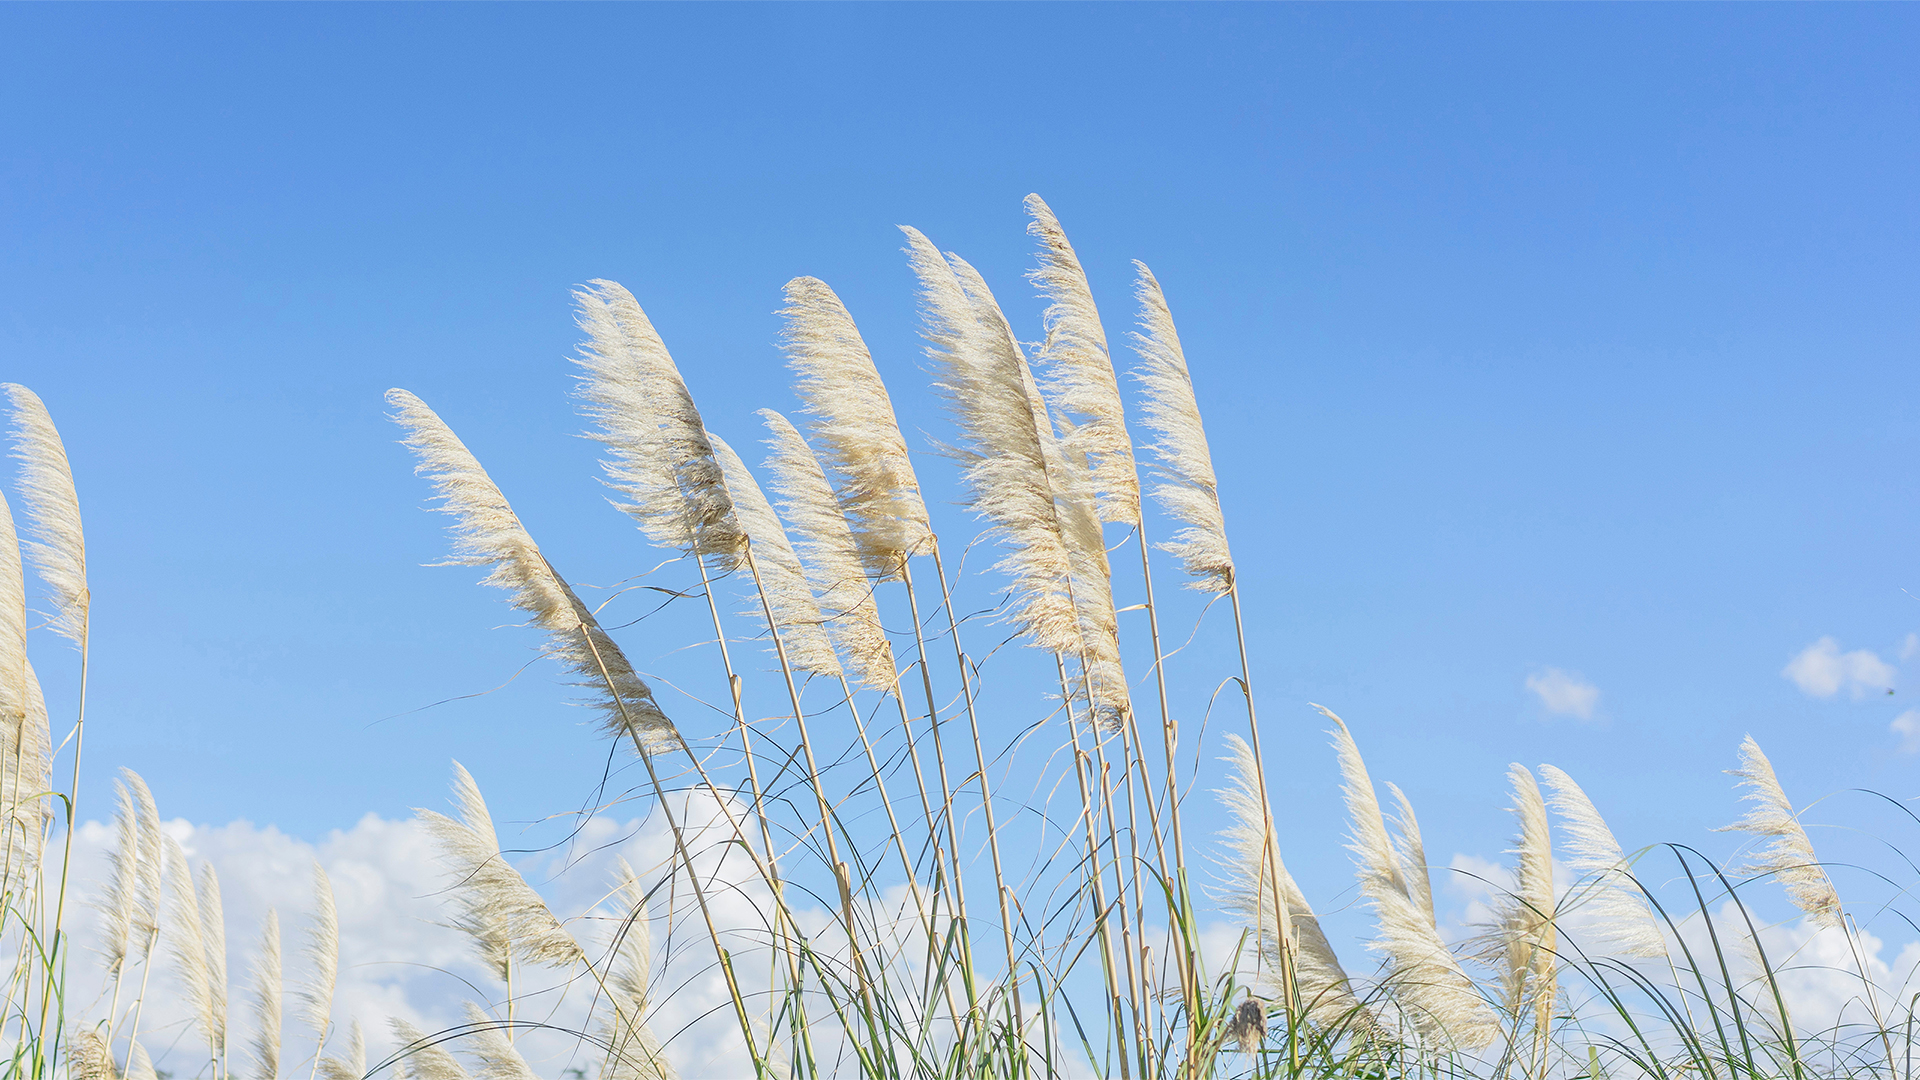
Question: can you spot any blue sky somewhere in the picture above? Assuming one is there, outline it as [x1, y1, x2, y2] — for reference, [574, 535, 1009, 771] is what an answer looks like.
[2, 3, 1918, 921]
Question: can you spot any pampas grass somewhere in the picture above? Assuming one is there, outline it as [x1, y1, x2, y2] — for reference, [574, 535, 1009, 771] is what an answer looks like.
[1539, 764, 1665, 959]
[1025, 193, 1139, 526]
[1724, 735, 1842, 929]
[419, 762, 584, 975]
[301, 864, 338, 1049]
[1325, 706, 1499, 1050]
[572, 280, 744, 565]
[1218, 732, 1357, 1028]
[387, 389, 681, 755]
[1130, 264, 1233, 593]
[709, 432, 841, 678]
[2, 385, 87, 645]
[21, 202, 1920, 1080]
[777, 276, 932, 578]
[250, 908, 281, 1080]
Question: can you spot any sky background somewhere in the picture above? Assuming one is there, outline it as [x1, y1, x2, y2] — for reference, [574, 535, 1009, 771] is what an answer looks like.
[3, 4, 1920, 1045]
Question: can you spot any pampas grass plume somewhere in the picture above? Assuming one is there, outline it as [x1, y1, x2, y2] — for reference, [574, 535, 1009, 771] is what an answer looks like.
[390, 1017, 473, 1080]
[1723, 734, 1841, 929]
[709, 432, 841, 678]
[777, 276, 931, 577]
[2, 384, 87, 643]
[1025, 193, 1139, 526]
[251, 908, 282, 1080]
[1539, 764, 1665, 958]
[1130, 264, 1233, 592]
[387, 389, 680, 753]
[302, 863, 338, 1042]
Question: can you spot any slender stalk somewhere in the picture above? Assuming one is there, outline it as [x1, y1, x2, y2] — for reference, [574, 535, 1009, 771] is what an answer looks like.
[1059, 657, 1132, 1080]
[914, 547, 1027, 1065]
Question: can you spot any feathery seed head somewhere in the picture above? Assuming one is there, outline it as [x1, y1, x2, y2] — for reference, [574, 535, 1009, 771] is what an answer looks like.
[1025, 194, 1140, 526]
[571, 281, 744, 565]
[1722, 735, 1842, 929]
[1539, 764, 1665, 958]
[777, 276, 931, 576]
[3, 384, 87, 644]
[709, 432, 841, 677]
[251, 908, 282, 1080]
[388, 389, 681, 754]
[1129, 264, 1234, 592]
[758, 410, 898, 692]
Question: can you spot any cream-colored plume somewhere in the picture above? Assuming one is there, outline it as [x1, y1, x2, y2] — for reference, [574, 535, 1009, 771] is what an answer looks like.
[419, 761, 585, 975]
[198, 863, 230, 1062]
[1218, 733, 1358, 1026]
[390, 1017, 473, 1080]
[1489, 766, 1556, 1044]
[126, 769, 165, 958]
[318, 1020, 366, 1080]
[600, 859, 677, 1080]
[902, 225, 1080, 657]
[68, 1028, 116, 1080]
[709, 433, 841, 678]
[1723, 735, 1841, 929]
[301, 863, 338, 1045]
[0, 490, 50, 888]
[759, 410, 897, 692]
[572, 280, 745, 567]
[1129, 264, 1233, 592]
[1539, 764, 1664, 958]
[936, 238, 1129, 725]
[3, 385, 88, 644]
[1385, 782, 1435, 929]
[1323, 706, 1497, 1049]
[1025, 194, 1140, 526]
[166, 838, 222, 1062]
[96, 778, 140, 981]
[777, 276, 931, 577]
[461, 1001, 537, 1080]
[251, 908, 282, 1080]
[388, 389, 681, 753]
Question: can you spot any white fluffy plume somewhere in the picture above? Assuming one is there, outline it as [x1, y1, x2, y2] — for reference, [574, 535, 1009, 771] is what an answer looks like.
[1488, 766, 1556, 1044]
[461, 1001, 537, 1080]
[318, 1020, 366, 1080]
[600, 859, 677, 1080]
[902, 225, 1080, 657]
[0, 490, 43, 890]
[97, 778, 141, 980]
[1539, 764, 1665, 958]
[759, 410, 897, 692]
[1129, 264, 1233, 592]
[3, 385, 88, 644]
[1722, 735, 1841, 929]
[572, 280, 745, 566]
[1218, 733, 1359, 1027]
[1025, 193, 1139, 526]
[301, 863, 338, 1043]
[1322, 706, 1498, 1049]
[166, 837, 221, 1063]
[777, 276, 931, 578]
[419, 761, 585, 974]
[1385, 782, 1435, 929]
[388, 389, 681, 754]
[709, 432, 841, 678]
[198, 863, 230, 1063]
[250, 907, 282, 1080]
[390, 1017, 473, 1080]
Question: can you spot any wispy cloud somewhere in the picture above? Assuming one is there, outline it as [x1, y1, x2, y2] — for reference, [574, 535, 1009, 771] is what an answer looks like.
[1892, 710, 1920, 754]
[1526, 668, 1599, 720]
[1783, 637, 1896, 699]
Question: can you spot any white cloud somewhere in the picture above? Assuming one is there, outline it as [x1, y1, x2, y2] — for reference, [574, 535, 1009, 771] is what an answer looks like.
[1783, 636, 1896, 699]
[1892, 710, 1920, 754]
[1901, 633, 1920, 662]
[1526, 668, 1599, 720]
[56, 788, 810, 1080]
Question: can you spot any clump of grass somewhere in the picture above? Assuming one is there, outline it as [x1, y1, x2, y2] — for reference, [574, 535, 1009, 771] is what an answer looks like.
[3, 197, 1917, 1080]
